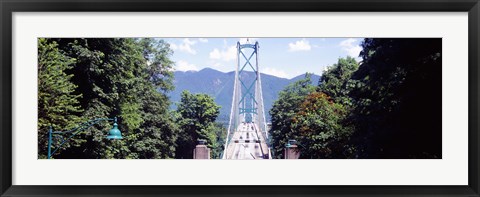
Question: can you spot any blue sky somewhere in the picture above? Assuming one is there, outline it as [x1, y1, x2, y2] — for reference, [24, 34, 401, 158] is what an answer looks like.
[164, 38, 363, 79]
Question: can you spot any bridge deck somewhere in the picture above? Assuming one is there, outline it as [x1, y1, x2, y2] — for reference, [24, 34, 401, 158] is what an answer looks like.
[225, 122, 269, 159]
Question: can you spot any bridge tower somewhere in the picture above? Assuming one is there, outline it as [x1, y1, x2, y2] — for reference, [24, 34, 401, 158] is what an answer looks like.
[223, 40, 270, 159]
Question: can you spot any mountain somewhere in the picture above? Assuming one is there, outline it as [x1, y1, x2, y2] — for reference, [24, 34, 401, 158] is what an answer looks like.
[168, 68, 320, 124]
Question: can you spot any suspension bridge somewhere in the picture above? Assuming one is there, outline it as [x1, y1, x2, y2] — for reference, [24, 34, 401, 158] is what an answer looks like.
[221, 41, 271, 159]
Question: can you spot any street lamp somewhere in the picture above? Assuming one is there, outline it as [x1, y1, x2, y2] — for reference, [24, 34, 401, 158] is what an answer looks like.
[286, 139, 297, 148]
[47, 117, 123, 159]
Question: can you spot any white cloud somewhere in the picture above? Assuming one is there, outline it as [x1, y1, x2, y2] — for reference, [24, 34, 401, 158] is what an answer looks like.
[175, 60, 198, 71]
[339, 38, 362, 58]
[170, 38, 197, 55]
[209, 45, 237, 62]
[261, 67, 289, 79]
[170, 38, 208, 55]
[209, 49, 221, 59]
[184, 38, 196, 45]
[288, 38, 312, 52]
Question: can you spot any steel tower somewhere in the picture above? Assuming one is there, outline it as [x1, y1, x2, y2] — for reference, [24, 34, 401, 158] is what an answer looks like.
[223, 40, 270, 159]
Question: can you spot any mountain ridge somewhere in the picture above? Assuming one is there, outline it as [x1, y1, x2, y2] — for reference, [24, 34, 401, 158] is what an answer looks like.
[169, 68, 321, 123]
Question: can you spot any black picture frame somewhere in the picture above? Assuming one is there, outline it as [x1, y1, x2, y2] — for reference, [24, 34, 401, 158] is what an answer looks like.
[1, 0, 479, 196]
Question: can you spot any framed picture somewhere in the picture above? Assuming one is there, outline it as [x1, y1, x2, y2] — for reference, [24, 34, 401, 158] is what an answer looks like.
[1, 0, 479, 196]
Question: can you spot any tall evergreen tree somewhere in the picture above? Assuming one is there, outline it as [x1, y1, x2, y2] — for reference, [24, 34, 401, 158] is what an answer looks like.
[133, 38, 178, 159]
[37, 38, 83, 158]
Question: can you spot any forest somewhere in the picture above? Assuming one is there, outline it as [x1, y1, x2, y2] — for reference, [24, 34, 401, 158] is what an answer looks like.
[270, 38, 442, 159]
[38, 38, 441, 159]
[38, 38, 225, 159]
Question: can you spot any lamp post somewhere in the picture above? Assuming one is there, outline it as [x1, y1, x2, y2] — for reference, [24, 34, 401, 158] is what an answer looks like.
[47, 117, 123, 159]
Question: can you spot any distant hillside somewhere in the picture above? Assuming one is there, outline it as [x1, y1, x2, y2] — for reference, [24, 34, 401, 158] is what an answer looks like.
[168, 68, 320, 123]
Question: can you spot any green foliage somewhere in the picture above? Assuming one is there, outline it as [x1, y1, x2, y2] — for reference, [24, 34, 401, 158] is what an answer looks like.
[291, 92, 354, 158]
[138, 38, 175, 93]
[284, 56, 360, 159]
[272, 69, 355, 159]
[120, 102, 143, 131]
[349, 38, 442, 158]
[175, 90, 222, 159]
[213, 122, 228, 159]
[38, 38, 177, 159]
[318, 56, 359, 106]
[37, 38, 83, 158]
[271, 39, 440, 159]
[134, 87, 178, 159]
[133, 38, 177, 159]
[269, 73, 316, 159]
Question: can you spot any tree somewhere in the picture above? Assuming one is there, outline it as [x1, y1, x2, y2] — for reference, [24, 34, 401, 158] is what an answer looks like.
[175, 91, 221, 159]
[131, 38, 178, 159]
[37, 38, 83, 158]
[291, 92, 354, 158]
[318, 56, 359, 106]
[269, 73, 316, 159]
[39, 38, 177, 159]
[286, 56, 360, 159]
[349, 38, 442, 158]
[213, 122, 228, 159]
[138, 38, 174, 93]
[133, 89, 178, 158]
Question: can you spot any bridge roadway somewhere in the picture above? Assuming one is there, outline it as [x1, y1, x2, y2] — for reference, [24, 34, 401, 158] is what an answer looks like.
[225, 122, 269, 159]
